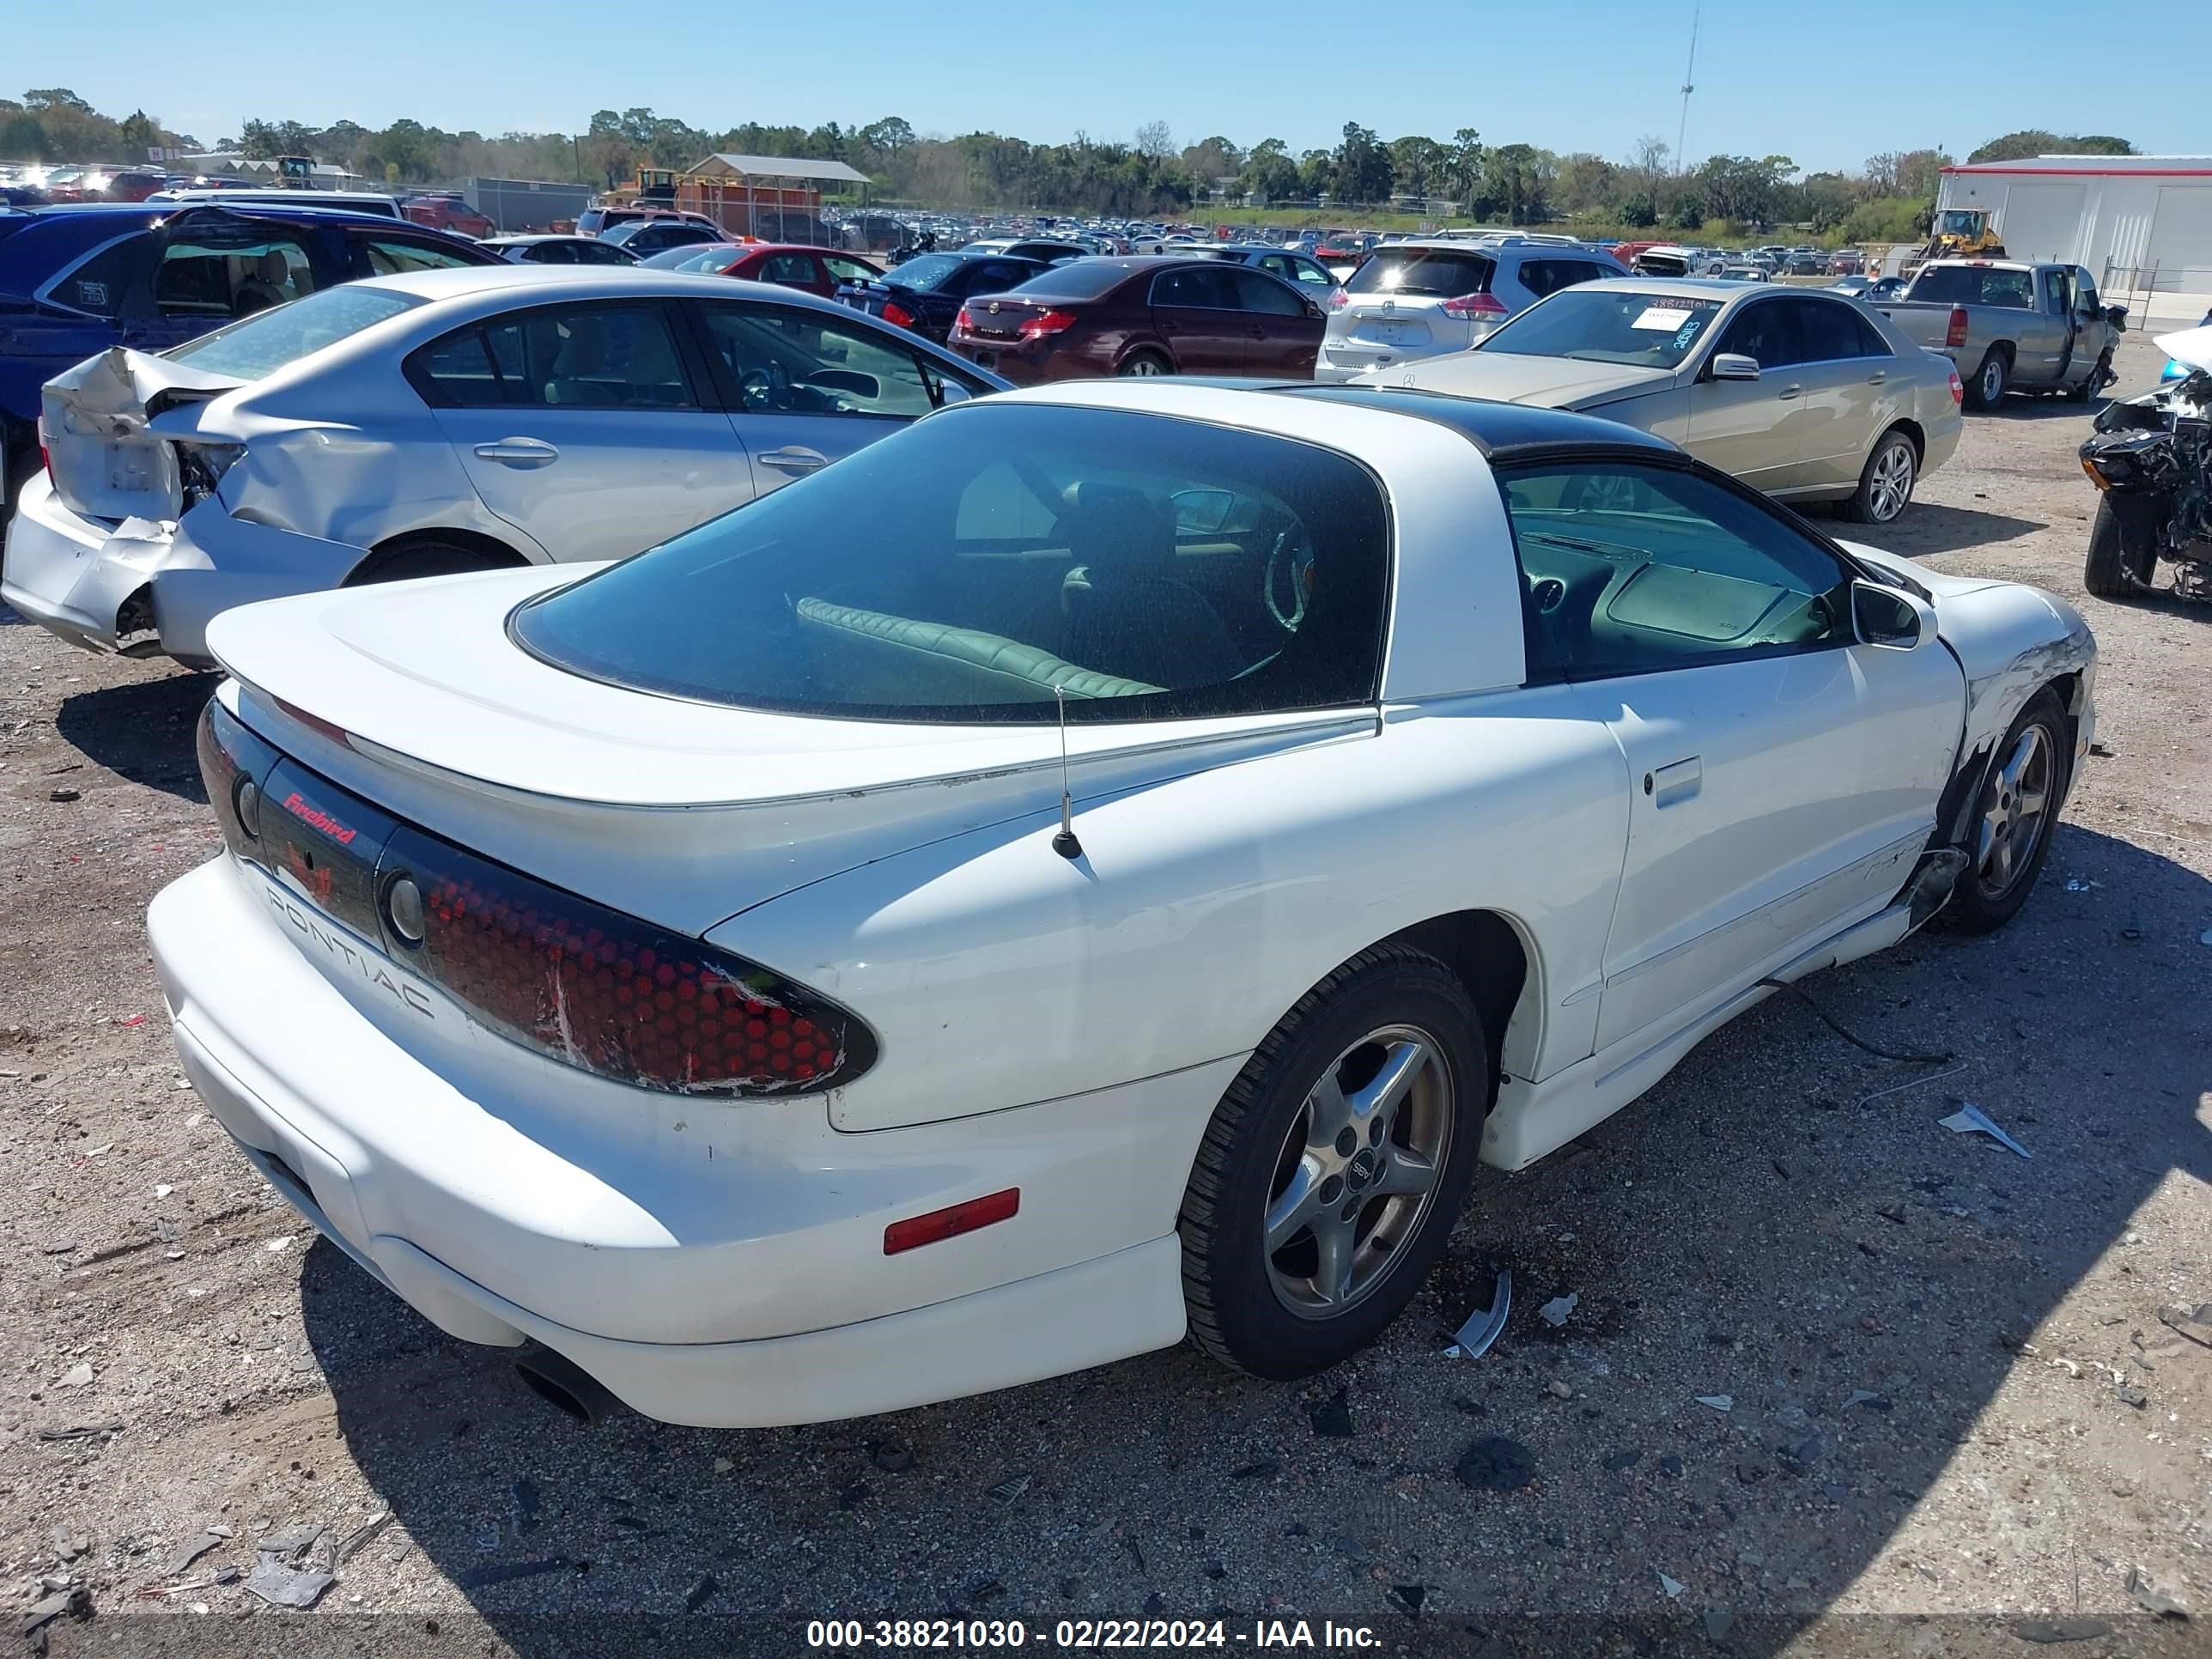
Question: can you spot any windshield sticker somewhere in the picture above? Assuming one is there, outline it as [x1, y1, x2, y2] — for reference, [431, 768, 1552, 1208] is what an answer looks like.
[1632, 305, 1690, 331]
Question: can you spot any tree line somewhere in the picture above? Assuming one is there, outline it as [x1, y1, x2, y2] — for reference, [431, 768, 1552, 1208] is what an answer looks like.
[0, 89, 2136, 240]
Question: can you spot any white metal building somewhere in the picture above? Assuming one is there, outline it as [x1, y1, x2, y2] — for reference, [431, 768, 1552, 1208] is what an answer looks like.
[1937, 155, 2212, 320]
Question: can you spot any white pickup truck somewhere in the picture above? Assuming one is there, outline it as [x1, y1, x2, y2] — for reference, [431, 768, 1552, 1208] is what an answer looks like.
[1875, 259, 2126, 408]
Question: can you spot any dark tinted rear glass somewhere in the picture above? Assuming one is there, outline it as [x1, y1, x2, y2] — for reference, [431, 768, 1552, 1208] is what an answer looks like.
[888, 253, 964, 289]
[512, 404, 1390, 724]
[1004, 261, 1139, 301]
[1906, 265, 2034, 308]
[1347, 249, 1496, 297]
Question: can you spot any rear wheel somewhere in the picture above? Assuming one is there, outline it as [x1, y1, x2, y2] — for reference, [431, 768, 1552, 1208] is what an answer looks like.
[348, 535, 518, 585]
[1179, 944, 1486, 1379]
[1117, 349, 1172, 377]
[1839, 428, 1918, 524]
[1966, 347, 2011, 410]
[1941, 690, 2067, 934]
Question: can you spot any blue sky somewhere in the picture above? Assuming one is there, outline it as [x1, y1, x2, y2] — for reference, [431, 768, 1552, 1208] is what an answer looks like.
[21, 0, 2209, 175]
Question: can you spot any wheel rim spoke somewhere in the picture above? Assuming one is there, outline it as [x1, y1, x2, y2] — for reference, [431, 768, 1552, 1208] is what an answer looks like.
[1370, 1146, 1437, 1198]
[1305, 1073, 1353, 1143]
[1309, 1215, 1355, 1304]
[1350, 1038, 1429, 1128]
[1265, 1157, 1326, 1251]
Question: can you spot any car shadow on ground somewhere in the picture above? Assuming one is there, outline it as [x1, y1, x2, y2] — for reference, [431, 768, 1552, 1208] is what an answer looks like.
[53, 667, 217, 802]
[290, 821, 2211, 1651]
[1846, 501, 2045, 558]
[1986, 397, 2109, 423]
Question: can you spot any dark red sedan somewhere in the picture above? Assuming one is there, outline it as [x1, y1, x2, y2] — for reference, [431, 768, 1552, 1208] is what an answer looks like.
[947, 257, 1326, 383]
[644, 242, 884, 298]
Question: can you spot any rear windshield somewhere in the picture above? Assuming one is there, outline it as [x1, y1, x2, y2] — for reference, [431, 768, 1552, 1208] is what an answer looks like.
[164, 284, 422, 380]
[511, 403, 1390, 724]
[1477, 288, 1723, 368]
[1346, 249, 1495, 298]
[888, 253, 964, 290]
[1906, 265, 2034, 308]
[1004, 261, 1132, 301]
[644, 244, 738, 271]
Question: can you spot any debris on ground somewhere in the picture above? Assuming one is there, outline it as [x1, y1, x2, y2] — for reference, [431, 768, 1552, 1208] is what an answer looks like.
[1658, 1571, 1686, 1598]
[1387, 1584, 1425, 1616]
[2116, 1382, 2148, 1408]
[256, 1523, 325, 1562]
[336, 1511, 392, 1565]
[2010, 1618, 2113, 1644]
[161, 1530, 225, 1577]
[1938, 1103, 2031, 1158]
[38, 1419, 122, 1443]
[987, 1474, 1031, 1504]
[244, 1555, 334, 1610]
[1455, 1435, 1535, 1492]
[1442, 1267, 1511, 1359]
[1696, 1395, 1734, 1412]
[55, 1363, 92, 1389]
[685, 1571, 721, 1613]
[1704, 1607, 1734, 1642]
[1538, 1291, 1579, 1328]
[16, 1587, 89, 1640]
[1309, 1389, 1355, 1437]
[2127, 1565, 2189, 1620]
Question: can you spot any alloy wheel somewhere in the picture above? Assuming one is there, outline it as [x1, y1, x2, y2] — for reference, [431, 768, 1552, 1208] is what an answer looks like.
[1261, 1024, 1453, 1319]
[1981, 356, 2006, 404]
[1975, 724, 2052, 901]
[1869, 441, 1916, 521]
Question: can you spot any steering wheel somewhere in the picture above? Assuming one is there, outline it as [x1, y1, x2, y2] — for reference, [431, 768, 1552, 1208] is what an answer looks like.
[1263, 528, 1313, 632]
[738, 360, 789, 411]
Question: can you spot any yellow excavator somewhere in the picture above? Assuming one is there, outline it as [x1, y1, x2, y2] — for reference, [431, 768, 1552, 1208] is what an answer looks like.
[1915, 207, 2006, 266]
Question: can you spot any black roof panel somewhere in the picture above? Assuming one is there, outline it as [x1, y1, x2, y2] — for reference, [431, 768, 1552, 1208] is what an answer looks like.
[1269, 383, 1680, 459]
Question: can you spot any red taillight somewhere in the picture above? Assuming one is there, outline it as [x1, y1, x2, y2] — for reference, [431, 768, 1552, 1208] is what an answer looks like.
[881, 300, 915, 330]
[1948, 368, 1966, 406]
[1017, 308, 1077, 340]
[1440, 291, 1509, 321]
[380, 825, 878, 1097]
[1945, 306, 1968, 349]
[1327, 288, 1350, 309]
[953, 306, 975, 334]
[884, 1189, 1020, 1255]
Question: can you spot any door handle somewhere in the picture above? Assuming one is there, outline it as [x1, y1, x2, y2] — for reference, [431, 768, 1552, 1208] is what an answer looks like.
[1248, 326, 1267, 338]
[1866, 371, 1887, 386]
[1777, 383, 1802, 400]
[1644, 757, 1703, 807]
[473, 439, 558, 468]
[756, 447, 829, 474]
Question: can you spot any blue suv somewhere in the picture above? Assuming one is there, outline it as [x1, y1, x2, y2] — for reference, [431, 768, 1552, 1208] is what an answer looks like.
[0, 201, 501, 527]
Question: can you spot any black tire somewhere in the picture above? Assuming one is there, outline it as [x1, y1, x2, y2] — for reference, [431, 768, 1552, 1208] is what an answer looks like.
[1966, 347, 2010, 410]
[2083, 497, 2137, 598]
[1115, 349, 1173, 377]
[1940, 690, 2069, 935]
[2069, 349, 2112, 403]
[348, 536, 512, 585]
[1838, 428, 1918, 524]
[1179, 943, 1487, 1380]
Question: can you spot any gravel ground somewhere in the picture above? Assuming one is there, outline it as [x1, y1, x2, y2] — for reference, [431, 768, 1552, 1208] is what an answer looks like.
[3, 331, 2209, 1659]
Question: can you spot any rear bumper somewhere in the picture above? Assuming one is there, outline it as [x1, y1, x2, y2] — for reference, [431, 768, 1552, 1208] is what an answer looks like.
[0, 473, 366, 667]
[149, 854, 1206, 1425]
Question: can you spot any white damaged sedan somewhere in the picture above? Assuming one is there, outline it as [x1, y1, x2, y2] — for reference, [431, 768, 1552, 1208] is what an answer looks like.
[152, 382, 2095, 1427]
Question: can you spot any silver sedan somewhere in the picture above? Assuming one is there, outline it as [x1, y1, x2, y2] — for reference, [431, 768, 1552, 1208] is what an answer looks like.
[1356, 279, 1966, 523]
[5, 267, 1006, 666]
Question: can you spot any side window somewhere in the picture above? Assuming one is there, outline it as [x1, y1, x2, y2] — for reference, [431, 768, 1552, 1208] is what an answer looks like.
[1795, 297, 1870, 362]
[356, 236, 481, 276]
[1712, 301, 1803, 370]
[2074, 268, 2102, 314]
[759, 253, 818, 285]
[1292, 258, 1335, 288]
[1258, 254, 1293, 282]
[1151, 265, 1237, 309]
[48, 234, 146, 316]
[1848, 308, 1893, 357]
[822, 255, 876, 283]
[1500, 462, 1851, 681]
[441, 305, 696, 409]
[155, 234, 316, 319]
[699, 304, 936, 419]
[1516, 260, 1560, 298]
[408, 327, 504, 406]
[1228, 267, 1306, 317]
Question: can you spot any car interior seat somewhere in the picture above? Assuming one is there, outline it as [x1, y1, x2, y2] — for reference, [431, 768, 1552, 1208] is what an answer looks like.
[232, 250, 293, 317]
[1058, 483, 1240, 687]
[544, 315, 620, 404]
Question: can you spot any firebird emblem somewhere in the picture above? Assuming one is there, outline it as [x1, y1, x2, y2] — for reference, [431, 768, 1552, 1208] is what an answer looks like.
[283, 791, 357, 846]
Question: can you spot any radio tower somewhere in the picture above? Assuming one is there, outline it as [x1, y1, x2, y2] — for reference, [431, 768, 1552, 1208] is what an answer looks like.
[1675, 0, 1700, 171]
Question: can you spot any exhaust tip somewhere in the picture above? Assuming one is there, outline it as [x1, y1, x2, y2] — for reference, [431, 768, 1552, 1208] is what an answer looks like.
[513, 1343, 620, 1427]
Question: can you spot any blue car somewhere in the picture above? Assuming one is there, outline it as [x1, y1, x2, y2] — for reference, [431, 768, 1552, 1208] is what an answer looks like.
[1, 201, 501, 528]
[835, 252, 1051, 344]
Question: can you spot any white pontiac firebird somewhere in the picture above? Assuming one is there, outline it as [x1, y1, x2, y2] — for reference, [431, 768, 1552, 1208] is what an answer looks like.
[151, 380, 2096, 1428]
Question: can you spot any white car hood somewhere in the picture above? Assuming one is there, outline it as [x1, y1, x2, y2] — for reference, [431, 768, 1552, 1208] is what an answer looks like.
[1838, 541, 2008, 599]
[2155, 323, 2212, 372]
[1357, 351, 1674, 408]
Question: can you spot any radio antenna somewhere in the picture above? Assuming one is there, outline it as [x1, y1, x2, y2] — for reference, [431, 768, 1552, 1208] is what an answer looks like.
[1051, 684, 1084, 860]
